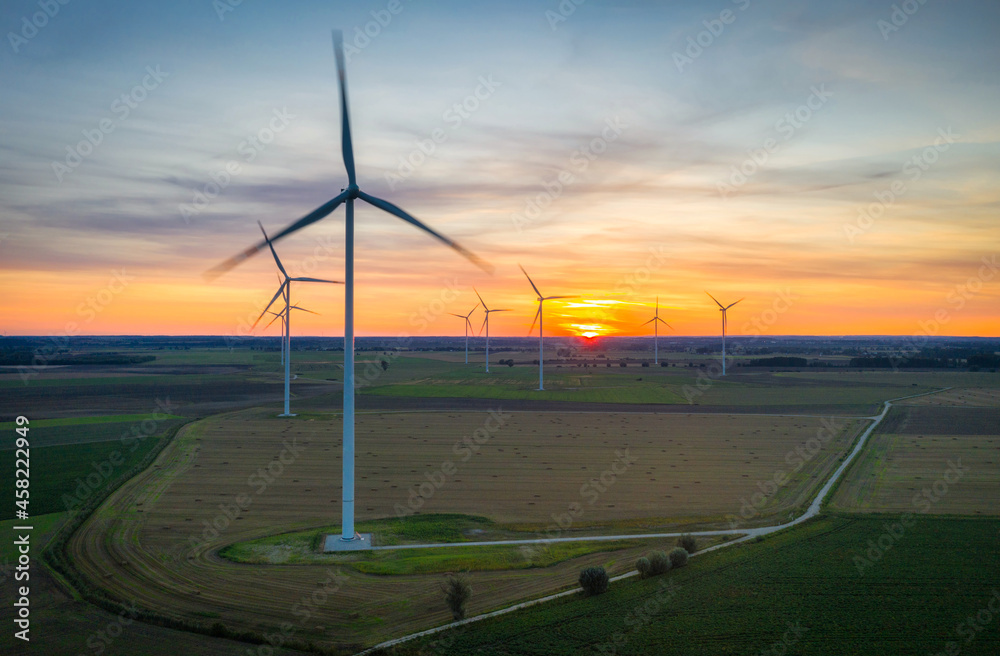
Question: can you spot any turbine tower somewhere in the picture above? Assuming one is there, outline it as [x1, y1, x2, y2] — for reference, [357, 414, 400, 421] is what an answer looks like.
[253, 222, 341, 416]
[475, 289, 509, 373]
[641, 297, 673, 365]
[520, 265, 575, 391]
[206, 32, 492, 543]
[706, 292, 743, 376]
[449, 303, 479, 364]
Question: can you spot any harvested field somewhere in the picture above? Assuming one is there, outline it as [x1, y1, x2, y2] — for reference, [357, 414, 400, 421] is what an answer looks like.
[67, 409, 862, 649]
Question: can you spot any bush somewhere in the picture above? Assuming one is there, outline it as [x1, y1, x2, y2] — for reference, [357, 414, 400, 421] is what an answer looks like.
[669, 547, 689, 569]
[635, 556, 652, 579]
[441, 574, 472, 620]
[579, 566, 609, 596]
[648, 550, 671, 576]
[677, 534, 697, 553]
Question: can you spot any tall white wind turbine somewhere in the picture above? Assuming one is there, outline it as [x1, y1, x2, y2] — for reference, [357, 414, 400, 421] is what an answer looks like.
[449, 303, 480, 364]
[252, 222, 341, 416]
[706, 292, 743, 376]
[206, 31, 492, 543]
[475, 289, 509, 373]
[520, 265, 575, 391]
[641, 297, 673, 365]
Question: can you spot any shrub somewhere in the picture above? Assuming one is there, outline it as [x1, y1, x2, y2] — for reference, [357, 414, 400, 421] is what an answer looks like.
[677, 534, 697, 553]
[579, 566, 609, 596]
[648, 550, 671, 576]
[441, 574, 472, 620]
[635, 556, 652, 579]
[669, 547, 689, 569]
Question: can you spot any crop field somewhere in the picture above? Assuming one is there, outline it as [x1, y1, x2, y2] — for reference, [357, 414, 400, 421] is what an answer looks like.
[381, 515, 1000, 656]
[831, 403, 1000, 515]
[64, 408, 862, 649]
[0, 414, 184, 520]
[362, 367, 938, 413]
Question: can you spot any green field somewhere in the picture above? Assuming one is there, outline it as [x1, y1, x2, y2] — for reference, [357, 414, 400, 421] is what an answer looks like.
[0, 417, 182, 520]
[382, 515, 1000, 655]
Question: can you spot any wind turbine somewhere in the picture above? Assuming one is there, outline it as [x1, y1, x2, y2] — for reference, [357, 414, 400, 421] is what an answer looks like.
[449, 303, 480, 364]
[706, 292, 743, 376]
[641, 297, 673, 365]
[252, 222, 341, 417]
[475, 289, 509, 373]
[520, 265, 575, 391]
[206, 32, 492, 543]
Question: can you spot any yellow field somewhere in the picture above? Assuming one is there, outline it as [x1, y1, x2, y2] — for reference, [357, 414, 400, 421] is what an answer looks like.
[67, 408, 863, 649]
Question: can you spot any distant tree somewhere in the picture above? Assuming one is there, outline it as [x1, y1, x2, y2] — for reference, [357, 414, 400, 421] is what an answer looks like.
[506, 359, 514, 367]
[380, 360, 389, 371]
[606, 363, 612, 367]
[641, 362, 649, 367]
[579, 566, 609, 596]
[668, 547, 689, 568]
[677, 534, 697, 553]
[619, 361, 627, 367]
[441, 574, 472, 619]
[660, 361, 669, 367]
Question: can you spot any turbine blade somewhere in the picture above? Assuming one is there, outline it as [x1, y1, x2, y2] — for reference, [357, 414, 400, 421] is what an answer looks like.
[474, 288, 488, 311]
[449, 313, 465, 318]
[358, 190, 494, 274]
[466, 302, 480, 318]
[492, 309, 512, 312]
[478, 315, 487, 336]
[254, 283, 288, 328]
[726, 298, 745, 310]
[331, 30, 356, 186]
[290, 306, 320, 315]
[263, 312, 282, 330]
[291, 277, 344, 284]
[258, 221, 287, 277]
[641, 318, 655, 326]
[543, 295, 577, 300]
[705, 291, 725, 309]
[203, 190, 350, 281]
[528, 305, 540, 336]
[518, 264, 541, 298]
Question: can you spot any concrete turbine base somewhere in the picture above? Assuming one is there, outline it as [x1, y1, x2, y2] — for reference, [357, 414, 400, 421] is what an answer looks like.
[323, 532, 374, 552]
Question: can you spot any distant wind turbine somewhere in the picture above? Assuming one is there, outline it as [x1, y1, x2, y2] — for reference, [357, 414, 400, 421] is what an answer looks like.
[641, 297, 673, 365]
[475, 289, 510, 373]
[520, 265, 575, 391]
[252, 222, 341, 416]
[206, 31, 492, 544]
[706, 292, 743, 376]
[449, 303, 480, 364]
